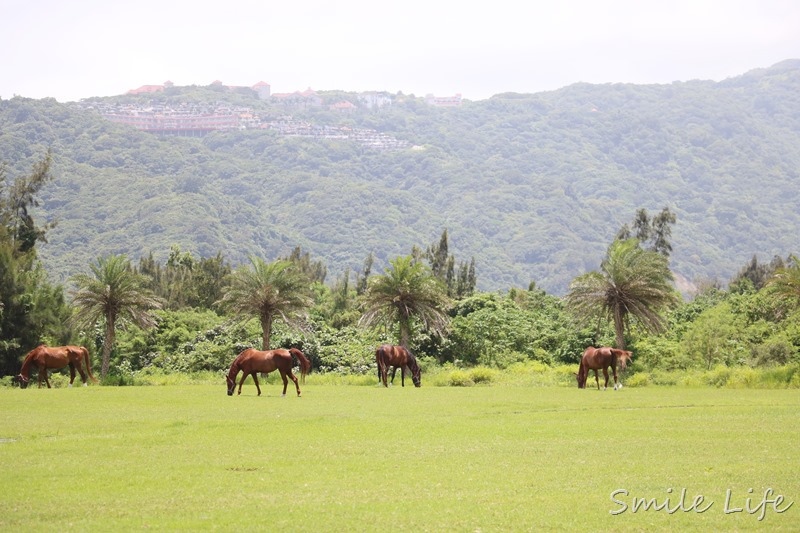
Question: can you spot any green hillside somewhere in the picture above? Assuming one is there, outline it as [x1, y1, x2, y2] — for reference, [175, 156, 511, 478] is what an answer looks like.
[2, 59, 799, 294]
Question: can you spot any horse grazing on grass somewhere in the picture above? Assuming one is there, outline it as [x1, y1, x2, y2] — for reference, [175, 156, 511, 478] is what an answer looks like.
[226, 348, 311, 397]
[15, 345, 97, 389]
[576, 346, 633, 390]
[375, 344, 421, 388]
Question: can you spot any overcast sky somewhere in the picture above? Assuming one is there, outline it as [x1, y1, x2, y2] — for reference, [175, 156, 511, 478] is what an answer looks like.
[1, 0, 798, 102]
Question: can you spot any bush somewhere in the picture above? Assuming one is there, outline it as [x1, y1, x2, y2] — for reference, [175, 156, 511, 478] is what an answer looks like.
[625, 372, 651, 387]
[506, 360, 549, 375]
[759, 364, 800, 388]
[446, 370, 474, 387]
[726, 367, 760, 388]
[704, 365, 732, 387]
[752, 339, 795, 367]
[649, 370, 680, 386]
[468, 367, 496, 384]
[100, 373, 136, 386]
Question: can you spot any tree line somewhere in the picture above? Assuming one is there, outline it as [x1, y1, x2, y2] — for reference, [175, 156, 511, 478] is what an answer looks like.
[2, 155, 800, 382]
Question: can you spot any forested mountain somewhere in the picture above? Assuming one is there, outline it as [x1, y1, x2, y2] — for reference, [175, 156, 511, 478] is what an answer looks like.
[1, 60, 799, 295]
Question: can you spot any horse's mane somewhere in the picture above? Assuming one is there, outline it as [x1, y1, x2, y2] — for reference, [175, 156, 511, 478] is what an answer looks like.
[227, 350, 247, 377]
[18, 345, 45, 377]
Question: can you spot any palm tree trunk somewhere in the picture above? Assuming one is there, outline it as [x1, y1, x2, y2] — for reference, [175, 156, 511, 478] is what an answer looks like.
[614, 308, 626, 350]
[260, 313, 273, 350]
[399, 318, 411, 348]
[101, 315, 116, 377]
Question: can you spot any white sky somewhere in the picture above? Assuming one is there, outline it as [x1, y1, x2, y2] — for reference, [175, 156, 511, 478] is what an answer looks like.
[1, 0, 798, 102]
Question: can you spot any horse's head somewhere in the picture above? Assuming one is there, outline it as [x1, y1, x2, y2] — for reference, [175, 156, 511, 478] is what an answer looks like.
[14, 374, 29, 389]
[225, 375, 236, 396]
[575, 357, 587, 388]
[408, 355, 421, 387]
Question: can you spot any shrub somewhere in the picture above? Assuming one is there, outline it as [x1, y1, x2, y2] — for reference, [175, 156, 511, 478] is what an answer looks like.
[100, 373, 135, 386]
[625, 372, 651, 388]
[752, 339, 795, 367]
[649, 370, 679, 386]
[704, 365, 732, 387]
[447, 370, 474, 387]
[760, 364, 800, 388]
[506, 360, 549, 377]
[468, 367, 496, 384]
[726, 367, 760, 388]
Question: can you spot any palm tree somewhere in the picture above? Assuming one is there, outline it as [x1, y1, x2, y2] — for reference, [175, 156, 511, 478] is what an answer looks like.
[565, 238, 679, 349]
[359, 255, 450, 347]
[215, 257, 312, 350]
[767, 255, 800, 307]
[70, 255, 163, 377]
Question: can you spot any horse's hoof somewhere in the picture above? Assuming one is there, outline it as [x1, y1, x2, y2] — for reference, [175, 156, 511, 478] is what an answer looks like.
[68, 384, 73, 388]
[83, 383, 88, 387]
[281, 393, 286, 397]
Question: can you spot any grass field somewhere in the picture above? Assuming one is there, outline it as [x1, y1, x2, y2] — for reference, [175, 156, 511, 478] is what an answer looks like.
[1, 381, 798, 531]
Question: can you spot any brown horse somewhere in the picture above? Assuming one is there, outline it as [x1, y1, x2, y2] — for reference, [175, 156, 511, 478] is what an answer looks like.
[226, 348, 311, 397]
[376, 344, 421, 388]
[576, 346, 633, 390]
[16, 344, 97, 389]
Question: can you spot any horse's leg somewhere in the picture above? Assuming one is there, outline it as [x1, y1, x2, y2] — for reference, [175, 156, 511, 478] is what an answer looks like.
[68, 362, 76, 387]
[77, 364, 88, 386]
[380, 364, 388, 387]
[593, 369, 600, 390]
[612, 364, 620, 390]
[251, 372, 262, 396]
[400, 366, 406, 387]
[602, 368, 610, 390]
[237, 373, 247, 395]
[389, 366, 397, 386]
[35, 364, 50, 388]
[278, 370, 288, 397]
[287, 370, 301, 397]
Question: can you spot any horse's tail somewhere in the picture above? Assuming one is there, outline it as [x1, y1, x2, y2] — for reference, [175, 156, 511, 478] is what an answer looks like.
[290, 348, 311, 384]
[82, 347, 98, 382]
[375, 346, 387, 384]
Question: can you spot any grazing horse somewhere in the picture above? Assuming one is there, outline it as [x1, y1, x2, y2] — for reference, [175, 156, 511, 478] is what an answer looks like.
[226, 348, 311, 397]
[375, 344, 421, 388]
[576, 346, 633, 390]
[16, 344, 97, 389]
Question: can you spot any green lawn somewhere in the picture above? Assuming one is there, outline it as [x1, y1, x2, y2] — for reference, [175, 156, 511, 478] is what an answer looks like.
[1, 383, 797, 531]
